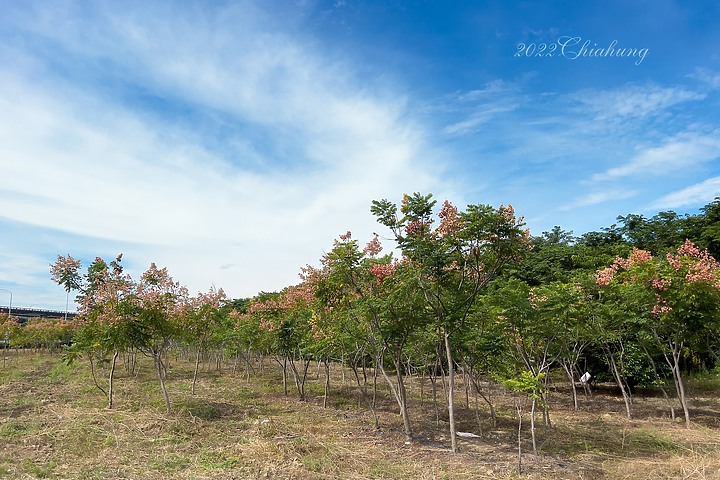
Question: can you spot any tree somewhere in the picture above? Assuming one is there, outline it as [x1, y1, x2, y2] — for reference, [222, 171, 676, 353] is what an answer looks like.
[180, 287, 228, 394]
[596, 241, 720, 427]
[50, 254, 83, 321]
[371, 193, 529, 452]
[313, 231, 427, 438]
[65, 254, 134, 409]
[133, 263, 188, 414]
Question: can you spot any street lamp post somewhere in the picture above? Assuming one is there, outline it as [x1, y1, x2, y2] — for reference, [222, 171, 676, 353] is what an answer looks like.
[0, 289, 11, 318]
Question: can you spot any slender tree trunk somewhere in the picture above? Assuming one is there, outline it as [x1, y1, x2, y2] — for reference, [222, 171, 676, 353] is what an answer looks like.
[378, 354, 412, 440]
[530, 397, 537, 455]
[473, 380, 483, 436]
[273, 356, 289, 395]
[89, 356, 108, 397]
[323, 359, 331, 408]
[607, 352, 632, 419]
[341, 351, 346, 386]
[431, 368, 440, 427]
[192, 348, 201, 395]
[541, 373, 552, 427]
[469, 374, 496, 429]
[153, 351, 171, 414]
[561, 362, 578, 411]
[444, 330, 458, 453]
[464, 367, 470, 410]
[372, 361, 378, 411]
[350, 362, 379, 428]
[516, 400, 523, 474]
[641, 344, 676, 421]
[288, 356, 311, 401]
[668, 344, 690, 428]
[108, 350, 118, 409]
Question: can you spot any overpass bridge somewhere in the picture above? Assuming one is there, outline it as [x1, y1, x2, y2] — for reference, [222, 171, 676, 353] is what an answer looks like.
[0, 306, 76, 321]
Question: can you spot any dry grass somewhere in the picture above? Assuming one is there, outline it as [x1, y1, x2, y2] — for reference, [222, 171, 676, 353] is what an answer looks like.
[1, 351, 720, 479]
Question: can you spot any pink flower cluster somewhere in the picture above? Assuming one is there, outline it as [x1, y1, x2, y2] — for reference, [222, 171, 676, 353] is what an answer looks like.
[666, 240, 720, 287]
[652, 278, 671, 291]
[405, 220, 428, 235]
[370, 261, 397, 285]
[651, 304, 672, 315]
[436, 200, 465, 237]
[363, 235, 383, 256]
[528, 289, 548, 309]
[259, 318, 276, 332]
[596, 248, 653, 286]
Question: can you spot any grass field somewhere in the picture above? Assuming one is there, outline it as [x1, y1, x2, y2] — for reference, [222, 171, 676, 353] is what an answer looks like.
[1, 350, 719, 479]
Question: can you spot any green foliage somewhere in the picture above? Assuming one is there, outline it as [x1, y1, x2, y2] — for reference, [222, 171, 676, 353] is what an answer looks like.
[500, 370, 546, 400]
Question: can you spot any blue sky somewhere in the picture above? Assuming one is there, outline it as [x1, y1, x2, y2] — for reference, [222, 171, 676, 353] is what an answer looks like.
[1, 0, 719, 311]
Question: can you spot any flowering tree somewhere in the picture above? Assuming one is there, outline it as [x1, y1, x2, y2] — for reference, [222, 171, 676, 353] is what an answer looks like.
[133, 263, 188, 414]
[180, 287, 228, 394]
[372, 193, 530, 452]
[313, 231, 426, 438]
[64, 255, 135, 408]
[596, 241, 720, 427]
[242, 283, 317, 401]
[50, 254, 83, 320]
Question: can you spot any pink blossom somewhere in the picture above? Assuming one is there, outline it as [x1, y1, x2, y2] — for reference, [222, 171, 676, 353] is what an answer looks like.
[652, 278, 671, 291]
[677, 239, 701, 257]
[436, 200, 466, 237]
[596, 267, 616, 286]
[363, 235, 383, 256]
[370, 261, 397, 284]
[651, 304, 672, 315]
[405, 220, 426, 235]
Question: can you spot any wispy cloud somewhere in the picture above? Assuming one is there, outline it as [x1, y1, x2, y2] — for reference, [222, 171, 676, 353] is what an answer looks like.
[591, 130, 720, 181]
[569, 84, 705, 121]
[649, 176, 720, 210]
[560, 189, 637, 211]
[0, 2, 449, 307]
[689, 68, 720, 90]
[442, 80, 521, 135]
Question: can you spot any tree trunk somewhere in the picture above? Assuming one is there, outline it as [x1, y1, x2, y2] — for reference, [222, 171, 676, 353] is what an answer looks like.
[561, 362, 578, 411]
[641, 344, 675, 421]
[607, 352, 632, 419]
[323, 359, 331, 408]
[516, 400, 523, 474]
[108, 350, 118, 409]
[89, 356, 108, 397]
[430, 368, 440, 427]
[154, 352, 171, 414]
[288, 356, 310, 401]
[668, 343, 690, 428]
[378, 354, 412, 440]
[192, 348, 201, 395]
[530, 397, 537, 454]
[350, 361, 379, 428]
[444, 330, 458, 454]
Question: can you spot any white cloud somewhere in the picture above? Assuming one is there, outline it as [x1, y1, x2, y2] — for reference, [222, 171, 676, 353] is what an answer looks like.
[560, 189, 637, 211]
[592, 130, 720, 181]
[0, 2, 450, 308]
[649, 177, 720, 210]
[690, 68, 720, 90]
[571, 84, 705, 121]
